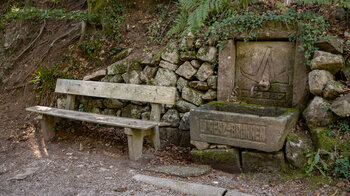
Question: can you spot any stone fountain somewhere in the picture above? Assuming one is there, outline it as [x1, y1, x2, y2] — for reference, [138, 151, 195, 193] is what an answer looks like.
[190, 40, 308, 153]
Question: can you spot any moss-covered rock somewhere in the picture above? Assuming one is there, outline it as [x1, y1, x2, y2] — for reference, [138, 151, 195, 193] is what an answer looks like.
[285, 132, 313, 168]
[191, 148, 241, 173]
[309, 127, 338, 152]
[113, 48, 132, 62]
[141, 51, 161, 66]
[121, 104, 142, 119]
[241, 151, 285, 172]
[107, 60, 128, 75]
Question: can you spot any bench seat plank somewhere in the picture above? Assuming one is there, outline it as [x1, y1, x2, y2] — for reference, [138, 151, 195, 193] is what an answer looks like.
[26, 106, 170, 130]
[55, 79, 176, 105]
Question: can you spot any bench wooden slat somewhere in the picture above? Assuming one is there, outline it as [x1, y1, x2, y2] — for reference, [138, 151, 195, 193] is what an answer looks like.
[55, 79, 176, 105]
[26, 106, 170, 130]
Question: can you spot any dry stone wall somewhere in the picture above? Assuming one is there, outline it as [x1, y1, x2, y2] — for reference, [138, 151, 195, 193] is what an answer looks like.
[79, 37, 219, 147]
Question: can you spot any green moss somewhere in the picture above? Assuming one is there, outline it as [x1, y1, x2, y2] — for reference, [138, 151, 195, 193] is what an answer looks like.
[113, 48, 132, 62]
[129, 60, 142, 71]
[310, 127, 338, 152]
[87, 0, 107, 22]
[309, 175, 335, 190]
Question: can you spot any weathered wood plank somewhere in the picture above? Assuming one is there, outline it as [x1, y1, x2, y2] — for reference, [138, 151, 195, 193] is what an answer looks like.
[65, 95, 76, 110]
[55, 79, 176, 105]
[26, 106, 170, 130]
[41, 115, 56, 141]
[125, 128, 145, 161]
[150, 103, 162, 150]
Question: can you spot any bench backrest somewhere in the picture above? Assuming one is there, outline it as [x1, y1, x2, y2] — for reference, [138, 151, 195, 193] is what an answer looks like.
[55, 79, 176, 105]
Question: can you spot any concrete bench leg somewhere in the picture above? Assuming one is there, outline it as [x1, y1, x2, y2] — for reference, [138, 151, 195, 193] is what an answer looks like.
[124, 128, 144, 161]
[150, 126, 160, 150]
[41, 115, 56, 141]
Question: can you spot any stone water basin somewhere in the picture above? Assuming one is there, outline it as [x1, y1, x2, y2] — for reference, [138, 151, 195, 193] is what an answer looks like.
[190, 101, 299, 152]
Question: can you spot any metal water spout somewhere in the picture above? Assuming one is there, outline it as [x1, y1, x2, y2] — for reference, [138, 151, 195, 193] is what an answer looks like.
[250, 79, 271, 96]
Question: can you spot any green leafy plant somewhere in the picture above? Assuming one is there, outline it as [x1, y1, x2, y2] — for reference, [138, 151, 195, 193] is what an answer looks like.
[102, 0, 126, 42]
[147, 4, 170, 44]
[329, 120, 350, 133]
[3, 7, 96, 23]
[306, 149, 331, 177]
[335, 157, 350, 180]
[296, 0, 350, 8]
[80, 35, 102, 60]
[32, 65, 67, 93]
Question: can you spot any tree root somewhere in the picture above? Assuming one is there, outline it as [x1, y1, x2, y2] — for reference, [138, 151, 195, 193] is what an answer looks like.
[78, 21, 87, 46]
[36, 22, 81, 66]
[12, 19, 46, 62]
[22, 23, 81, 82]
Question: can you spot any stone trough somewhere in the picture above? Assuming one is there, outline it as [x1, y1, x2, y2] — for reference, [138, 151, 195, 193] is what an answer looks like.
[190, 102, 298, 152]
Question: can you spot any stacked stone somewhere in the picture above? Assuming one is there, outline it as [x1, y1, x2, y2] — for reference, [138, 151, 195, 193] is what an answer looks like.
[296, 38, 350, 169]
[79, 34, 218, 147]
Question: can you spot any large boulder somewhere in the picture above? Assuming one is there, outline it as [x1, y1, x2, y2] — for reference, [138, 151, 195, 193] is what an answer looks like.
[159, 127, 182, 145]
[140, 66, 158, 82]
[161, 109, 180, 127]
[310, 51, 344, 74]
[323, 80, 344, 100]
[308, 70, 334, 96]
[188, 81, 209, 91]
[303, 96, 335, 128]
[190, 60, 201, 68]
[103, 99, 124, 109]
[175, 61, 197, 80]
[161, 43, 179, 64]
[180, 51, 197, 61]
[176, 77, 188, 92]
[207, 75, 217, 89]
[190, 140, 210, 150]
[107, 60, 128, 75]
[330, 94, 350, 117]
[113, 48, 132, 62]
[196, 62, 214, 82]
[175, 100, 197, 113]
[122, 70, 140, 84]
[314, 37, 344, 54]
[153, 68, 177, 87]
[285, 132, 313, 168]
[101, 74, 123, 83]
[179, 32, 195, 49]
[121, 104, 142, 119]
[182, 87, 204, 106]
[342, 59, 350, 81]
[179, 112, 190, 130]
[83, 69, 106, 81]
[197, 46, 217, 63]
[159, 60, 178, 71]
[141, 52, 161, 66]
[202, 89, 217, 100]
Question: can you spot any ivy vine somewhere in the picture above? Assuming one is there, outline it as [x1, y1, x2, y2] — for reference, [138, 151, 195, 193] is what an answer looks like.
[168, 0, 330, 64]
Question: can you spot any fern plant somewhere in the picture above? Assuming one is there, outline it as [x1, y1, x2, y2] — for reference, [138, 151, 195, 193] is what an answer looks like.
[167, 0, 234, 37]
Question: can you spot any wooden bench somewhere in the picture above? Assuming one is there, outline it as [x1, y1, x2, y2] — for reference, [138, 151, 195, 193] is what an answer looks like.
[26, 79, 176, 161]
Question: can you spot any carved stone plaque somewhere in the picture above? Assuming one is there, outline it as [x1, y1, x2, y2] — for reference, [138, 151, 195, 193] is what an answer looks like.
[190, 103, 299, 152]
[236, 42, 295, 107]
